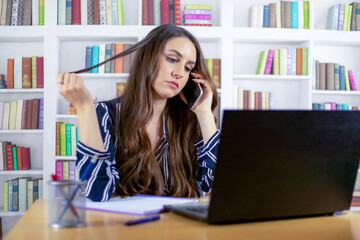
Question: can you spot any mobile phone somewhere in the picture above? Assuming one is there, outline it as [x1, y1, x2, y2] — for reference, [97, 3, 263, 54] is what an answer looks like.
[181, 73, 203, 110]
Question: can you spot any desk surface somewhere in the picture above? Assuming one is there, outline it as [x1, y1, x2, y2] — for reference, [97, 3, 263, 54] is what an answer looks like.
[4, 199, 360, 240]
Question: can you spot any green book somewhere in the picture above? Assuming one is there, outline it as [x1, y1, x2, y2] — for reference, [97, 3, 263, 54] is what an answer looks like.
[66, 124, 72, 156]
[4, 181, 9, 211]
[347, 5, 352, 31]
[279, 48, 287, 75]
[9, 101, 18, 130]
[303, 1, 309, 29]
[12, 146, 18, 170]
[39, 0, 45, 25]
[63, 161, 69, 180]
[117, 0, 124, 25]
[18, 177, 29, 211]
[345, 66, 350, 91]
[256, 50, 268, 75]
[273, 49, 280, 75]
[302, 47, 308, 76]
[60, 123, 66, 156]
[207, 58, 213, 79]
[31, 56, 37, 89]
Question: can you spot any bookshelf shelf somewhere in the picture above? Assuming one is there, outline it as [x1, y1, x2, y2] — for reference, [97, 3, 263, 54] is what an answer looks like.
[0, 89, 44, 93]
[78, 73, 130, 79]
[55, 156, 76, 161]
[0, 130, 43, 134]
[56, 114, 77, 119]
[0, 170, 43, 175]
[0, 210, 26, 217]
[312, 90, 360, 96]
[233, 74, 310, 81]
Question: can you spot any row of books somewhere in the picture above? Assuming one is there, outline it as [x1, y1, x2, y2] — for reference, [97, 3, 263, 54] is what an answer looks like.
[0, 141, 31, 171]
[256, 47, 308, 76]
[142, 0, 181, 25]
[58, 0, 124, 25]
[327, 3, 360, 31]
[206, 58, 221, 89]
[4, 57, 44, 89]
[3, 177, 43, 212]
[183, 5, 212, 26]
[0, 98, 44, 130]
[56, 122, 78, 156]
[55, 160, 79, 181]
[351, 189, 360, 207]
[314, 61, 357, 91]
[249, 1, 310, 29]
[237, 88, 274, 110]
[85, 43, 135, 74]
[312, 102, 360, 111]
[0, 0, 44, 26]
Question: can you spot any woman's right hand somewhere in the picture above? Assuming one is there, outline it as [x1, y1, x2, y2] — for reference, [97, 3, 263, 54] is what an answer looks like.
[57, 73, 94, 111]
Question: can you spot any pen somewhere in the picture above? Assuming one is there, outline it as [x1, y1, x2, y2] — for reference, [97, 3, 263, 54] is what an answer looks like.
[124, 215, 162, 226]
[58, 155, 98, 222]
[51, 174, 79, 220]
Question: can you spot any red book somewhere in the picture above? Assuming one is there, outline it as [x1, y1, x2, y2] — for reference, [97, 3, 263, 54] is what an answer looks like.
[6, 144, 14, 171]
[21, 99, 29, 129]
[142, 0, 148, 25]
[31, 98, 39, 129]
[36, 57, 44, 88]
[22, 147, 31, 170]
[147, 0, 154, 25]
[7, 59, 14, 89]
[72, 0, 81, 25]
[174, 0, 181, 25]
[93, 0, 100, 24]
[161, 0, 169, 24]
[16, 146, 22, 170]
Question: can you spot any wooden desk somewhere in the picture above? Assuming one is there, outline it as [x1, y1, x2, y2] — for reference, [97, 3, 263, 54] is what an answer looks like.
[4, 199, 360, 240]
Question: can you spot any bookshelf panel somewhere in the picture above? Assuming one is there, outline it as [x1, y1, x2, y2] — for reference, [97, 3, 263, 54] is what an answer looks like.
[312, 93, 360, 108]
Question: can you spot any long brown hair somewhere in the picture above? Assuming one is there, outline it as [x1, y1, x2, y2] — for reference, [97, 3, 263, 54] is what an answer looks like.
[113, 24, 218, 198]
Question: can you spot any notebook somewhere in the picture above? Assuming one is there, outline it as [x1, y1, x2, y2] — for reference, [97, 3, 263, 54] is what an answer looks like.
[85, 194, 198, 215]
[164, 110, 360, 224]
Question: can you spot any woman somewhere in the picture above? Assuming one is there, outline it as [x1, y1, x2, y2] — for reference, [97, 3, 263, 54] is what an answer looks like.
[57, 24, 220, 202]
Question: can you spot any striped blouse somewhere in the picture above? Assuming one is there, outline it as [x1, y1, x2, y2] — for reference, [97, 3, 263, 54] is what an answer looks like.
[76, 98, 220, 202]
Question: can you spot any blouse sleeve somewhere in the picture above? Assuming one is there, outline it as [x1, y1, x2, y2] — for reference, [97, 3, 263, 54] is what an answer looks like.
[194, 130, 220, 193]
[76, 101, 120, 202]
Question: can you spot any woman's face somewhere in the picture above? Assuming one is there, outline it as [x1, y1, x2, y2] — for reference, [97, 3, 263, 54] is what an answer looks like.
[151, 37, 197, 101]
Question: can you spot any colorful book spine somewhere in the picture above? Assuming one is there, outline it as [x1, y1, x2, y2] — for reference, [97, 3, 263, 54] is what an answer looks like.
[291, 1, 298, 28]
[263, 5, 269, 28]
[256, 50, 268, 75]
[302, 47, 308, 75]
[303, 1, 309, 29]
[31, 56, 37, 88]
[91, 45, 99, 73]
[339, 65, 346, 90]
[264, 49, 274, 75]
[39, 0, 44, 25]
[348, 70, 357, 91]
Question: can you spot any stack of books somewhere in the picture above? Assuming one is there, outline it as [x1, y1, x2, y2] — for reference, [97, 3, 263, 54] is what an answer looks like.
[58, 0, 124, 25]
[85, 43, 135, 74]
[256, 47, 308, 76]
[6, 57, 44, 89]
[55, 160, 78, 180]
[0, 0, 45, 26]
[314, 61, 357, 91]
[0, 98, 44, 130]
[351, 189, 360, 208]
[206, 58, 221, 89]
[184, 4, 212, 26]
[56, 122, 78, 157]
[0, 142, 31, 171]
[249, 1, 310, 29]
[327, 3, 360, 31]
[3, 177, 43, 212]
[142, 0, 181, 25]
[237, 87, 274, 110]
[312, 102, 360, 111]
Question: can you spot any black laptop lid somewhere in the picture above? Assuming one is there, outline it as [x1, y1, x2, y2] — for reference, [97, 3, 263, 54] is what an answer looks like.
[208, 110, 360, 224]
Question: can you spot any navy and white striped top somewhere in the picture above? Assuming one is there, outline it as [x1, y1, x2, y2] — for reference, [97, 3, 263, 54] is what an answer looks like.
[76, 99, 220, 202]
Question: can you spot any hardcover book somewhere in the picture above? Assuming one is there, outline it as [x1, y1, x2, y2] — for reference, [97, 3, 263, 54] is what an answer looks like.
[22, 57, 32, 88]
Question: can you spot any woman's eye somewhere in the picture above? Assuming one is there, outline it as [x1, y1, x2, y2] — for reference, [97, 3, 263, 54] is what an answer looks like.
[167, 57, 177, 63]
[185, 66, 191, 72]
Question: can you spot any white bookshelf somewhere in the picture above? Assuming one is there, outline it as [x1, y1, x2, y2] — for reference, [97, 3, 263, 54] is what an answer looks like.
[1, 0, 360, 235]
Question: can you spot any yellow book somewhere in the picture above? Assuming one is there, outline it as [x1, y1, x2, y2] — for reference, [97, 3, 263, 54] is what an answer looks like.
[9, 100, 18, 130]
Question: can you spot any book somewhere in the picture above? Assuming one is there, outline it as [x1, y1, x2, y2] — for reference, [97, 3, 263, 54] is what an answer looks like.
[56, 121, 60, 155]
[291, 1, 298, 28]
[326, 63, 335, 90]
[327, 4, 339, 30]
[302, 47, 308, 75]
[269, 3, 275, 28]
[38, 0, 44, 25]
[296, 48, 302, 75]
[298, 0, 304, 29]
[15, 99, 23, 130]
[356, 3, 360, 31]
[334, 63, 340, 90]
[60, 122, 66, 156]
[86, 0, 94, 24]
[31, 98, 39, 129]
[71, 125, 77, 156]
[7, 58, 14, 88]
[38, 98, 44, 129]
[264, 50, 274, 75]
[115, 43, 123, 73]
[315, 60, 319, 89]
[4, 181, 9, 211]
[31, 56, 37, 88]
[66, 124, 72, 156]
[263, 5, 269, 28]
[344, 66, 350, 91]
[249, 5, 257, 27]
[85, 195, 198, 215]
[338, 3, 344, 30]
[116, 82, 126, 97]
[348, 70, 357, 91]
[18, 177, 28, 211]
[256, 50, 268, 75]
[161, 0, 169, 25]
[213, 58, 221, 89]
[2, 102, 10, 130]
[9, 100, 18, 130]
[279, 48, 287, 75]
[36, 57, 44, 88]
[319, 62, 326, 90]
[99, 0, 106, 25]
[72, 0, 81, 25]
[303, 1, 309, 29]
[27, 179, 33, 208]
[91, 45, 99, 73]
[98, 44, 105, 73]
[21, 147, 31, 170]
[16, 146, 22, 170]
[339, 65, 346, 90]
[117, 0, 123, 25]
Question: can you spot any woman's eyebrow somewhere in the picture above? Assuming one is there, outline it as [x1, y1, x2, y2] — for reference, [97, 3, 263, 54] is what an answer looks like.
[166, 49, 196, 65]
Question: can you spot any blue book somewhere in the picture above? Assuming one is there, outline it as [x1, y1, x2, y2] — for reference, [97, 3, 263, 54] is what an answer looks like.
[8, 180, 13, 211]
[327, 4, 339, 30]
[263, 5, 269, 27]
[342, 104, 349, 110]
[85, 46, 92, 73]
[91, 45, 99, 73]
[65, 0, 72, 25]
[312, 103, 319, 110]
[319, 104, 325, 110]
[291, 1, 298, 28]
[105, 44, 112, 73]
[339, 65, 345, 90]
[356, 4, 360, 31]
[336, 104, 342, 110]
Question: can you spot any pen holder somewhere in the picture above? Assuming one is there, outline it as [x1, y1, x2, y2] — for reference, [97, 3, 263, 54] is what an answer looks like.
[48, 180, 87, 228]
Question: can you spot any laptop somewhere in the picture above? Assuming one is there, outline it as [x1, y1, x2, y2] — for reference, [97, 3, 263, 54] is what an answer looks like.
[164, 110, 360, 224]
